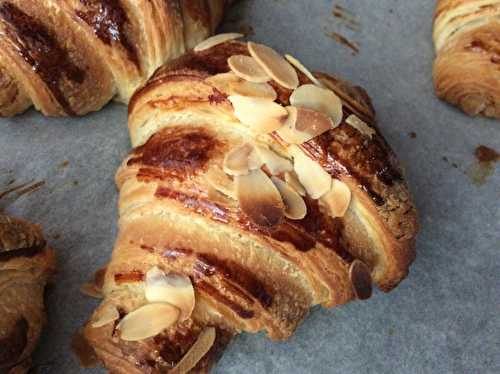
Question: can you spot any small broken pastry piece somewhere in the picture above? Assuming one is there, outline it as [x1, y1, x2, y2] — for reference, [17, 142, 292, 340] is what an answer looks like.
[0, 214, 55, 373]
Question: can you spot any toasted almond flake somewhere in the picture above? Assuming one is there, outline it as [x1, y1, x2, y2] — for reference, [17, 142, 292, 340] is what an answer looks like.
[277, 106, 333, 144]
[284, 54, 323, 87]
[349, 260, 372, 300]
[285, 171, 306, 196]
[289, 145, 331, 199]
[205, 166, 236, 199]
[80, 282, 102, 299]
[235, 169, 284, 227]
[207, 184, 233, 206]
[117, 303, 180, 341]
[194, 33, 243, 52]
[223, 143, 257, 176]
[229, 95, 288, 134]
[91, 304, 119, 328]
[346, 114, 376, 139]
[248, 42, 299, 89]
[290, 84, 343, 127]
[254, 144, 293, 175]
[206, 73, 277, 100]
[228, 55, 270, 83]
[145, 267, 195, 321]
[170, 327, 216, 374]
[320, 179, 352, 218]
[271, 177, 307, 220]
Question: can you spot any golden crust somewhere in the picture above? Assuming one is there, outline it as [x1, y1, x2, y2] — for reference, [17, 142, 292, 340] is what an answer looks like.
[0, 214, 55, 373]
[0, 0, 230, 116]
[433, 0, 500, 118]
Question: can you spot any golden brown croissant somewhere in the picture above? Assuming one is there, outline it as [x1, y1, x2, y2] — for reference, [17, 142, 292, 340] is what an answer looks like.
[0, 0, 232, 117]
[0, 214, 55, 374]
[83, 35, 418, 373]
[433, 0, 500, 118]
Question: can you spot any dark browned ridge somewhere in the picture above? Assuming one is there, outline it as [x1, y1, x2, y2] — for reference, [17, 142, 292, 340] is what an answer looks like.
[0, 318, 28, 368]
[0, 238, 46, 262]
[0, 2, 85, 115]
[114, 270, 144, 284]
[76, 0, 139, 68]
[196, 281, 254, 319]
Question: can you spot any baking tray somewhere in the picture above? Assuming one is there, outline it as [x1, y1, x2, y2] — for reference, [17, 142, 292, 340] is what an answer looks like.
[1, 1, 498, 373]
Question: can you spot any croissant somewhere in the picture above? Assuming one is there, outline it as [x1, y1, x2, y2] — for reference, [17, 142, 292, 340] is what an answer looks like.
[433, 0, 500, 118]
[83, 35, 418, 373]
[0, 0, 231, 117]
[0, 214, 55, 373]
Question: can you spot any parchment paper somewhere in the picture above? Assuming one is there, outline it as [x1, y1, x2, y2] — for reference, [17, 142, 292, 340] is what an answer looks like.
[0, 1, 498, 373]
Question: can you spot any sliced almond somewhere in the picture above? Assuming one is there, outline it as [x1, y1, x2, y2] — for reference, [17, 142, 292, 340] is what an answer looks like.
[289, 145, 331, 199]
[80, 282, 102, 299]
[205, 166, 236, 199]
[349, 260, 372, 300]
[207, 73, 277, 100]
[346, 114, 376, 139]
[285, 171, 306, 196]
[235, 169, 284, 227]
[284, 54, 323, 87]
[223, 143, 256, 176]
[277, 106, 332, 144]
[290, 84, 343, 127]
[145, 267, 195, 321]
[193, 33, 243, 52]
[271, 177, 307, 220]
[320, 179, 352, 218]
[228, 55, 270, 83]
[91, 304, 119, 328]
[117, 303, 180, 341]
[229, 95, 288, 134]
[254, 144, 293, 175]
[248, 42, 299, 89]
[170, 327, 216, 374]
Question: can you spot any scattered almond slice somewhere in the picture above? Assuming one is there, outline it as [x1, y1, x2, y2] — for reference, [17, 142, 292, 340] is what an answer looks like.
[284, 54, 323, 87]
[228, 55, 270, 83]
[205, 166, 236, 199]
[254, 144, 293, 175]
[289, 145, 331, 199]
[145, 267, 195, 321]
[193, 33, 243, 52]
[223, 143, 257, 176]
[91, 304, 119, 328]
[229, 95, 288, 134]
[285, 171, 306, 196]
[80, 282, 102, 299]
[277, 106, 333, 144]
[290, 84, 343, 127]
[207, 185, 233, 206]
[349, 260, 372, 300]
[320, 179, 352, 218]
[248, 42, 299, 89]
[235, 169, 284, 227]
[207, 73, 277, 100]
[117, 303, 180, 341]
[170, 327, 216, 374]
[271, 177, 307, 220]
[346, 114, 376, 139]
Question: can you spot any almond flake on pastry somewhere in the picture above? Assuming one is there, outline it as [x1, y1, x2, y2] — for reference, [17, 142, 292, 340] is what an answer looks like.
[290, 84, 343, 127]
[229, 95, 288, 134]
[194, 33, 244, 52]
[228, 55, 271, 83]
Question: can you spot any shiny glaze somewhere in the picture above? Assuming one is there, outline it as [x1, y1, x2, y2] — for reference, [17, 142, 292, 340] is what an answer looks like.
[76, 0, 139, 68]
[196, 281, 254, 319]
[128, 127, 221, 182]
[0, 239, 46, 262]
[0, 2, 85, 115]
[0, 318, 28, 368]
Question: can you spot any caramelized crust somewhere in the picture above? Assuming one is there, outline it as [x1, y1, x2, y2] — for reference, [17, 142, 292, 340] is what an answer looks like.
[0, 214, 55, 373]
[433, 0, 500, 118]
[86, 39, 418, 372]
[0, 0, 231, 116]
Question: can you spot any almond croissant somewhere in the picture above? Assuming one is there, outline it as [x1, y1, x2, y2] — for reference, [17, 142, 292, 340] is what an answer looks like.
[433, 0, 500, 118]
[0, 214, 55, 373]
[0, 0, 232, 117]
[83, 35, 418, 373]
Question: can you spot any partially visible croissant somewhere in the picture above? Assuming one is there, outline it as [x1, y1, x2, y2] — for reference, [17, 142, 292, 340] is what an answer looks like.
[433, 0, 500, 118]
[84, 36, 418, 373]
[0, 0, 232, 117]
[0, 214, 55, 373]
